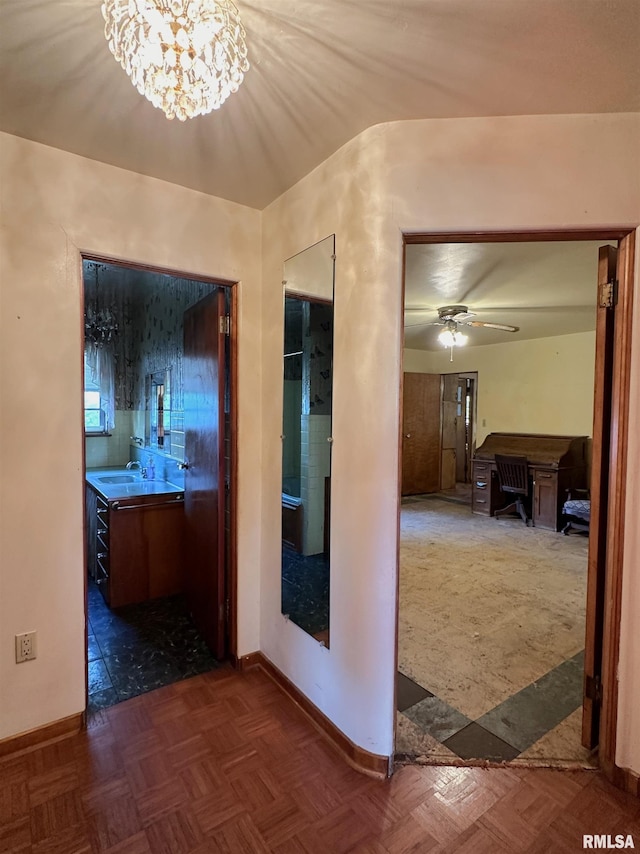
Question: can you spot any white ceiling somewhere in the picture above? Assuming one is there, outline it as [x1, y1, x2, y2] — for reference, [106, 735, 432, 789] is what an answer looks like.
[0, 1, 638, 209]
[404, 240, 607, 350]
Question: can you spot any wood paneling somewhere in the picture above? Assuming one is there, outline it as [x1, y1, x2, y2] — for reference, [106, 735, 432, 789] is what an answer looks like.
[402, 372, 441, 495]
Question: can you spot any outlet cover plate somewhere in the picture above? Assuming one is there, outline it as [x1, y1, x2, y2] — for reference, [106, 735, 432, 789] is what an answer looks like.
[15, 631, 37, 663]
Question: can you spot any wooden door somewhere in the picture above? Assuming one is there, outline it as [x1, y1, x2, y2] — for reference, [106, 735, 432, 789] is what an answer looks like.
[454, 378, 467, 483]
[183, 290, 226, 659]
[582, 245, 616, 748]
[402, 373, 441, 495]
[440, 374, 457, 490]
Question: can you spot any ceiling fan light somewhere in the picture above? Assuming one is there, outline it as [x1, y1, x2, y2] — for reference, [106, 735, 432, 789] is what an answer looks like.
[438, 328, 467, 348]
[438, 329, 456, 348]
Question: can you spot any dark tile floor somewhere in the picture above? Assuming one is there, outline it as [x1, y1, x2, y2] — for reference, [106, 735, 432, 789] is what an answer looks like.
[397, 650, 585, 762]
[281, 546, 329, 637]
[87, 580, 219, 713]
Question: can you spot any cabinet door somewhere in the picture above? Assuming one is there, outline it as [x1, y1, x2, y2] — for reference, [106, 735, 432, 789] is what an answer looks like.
[109, 507, 149, 607]
[533, 469, 557, 530]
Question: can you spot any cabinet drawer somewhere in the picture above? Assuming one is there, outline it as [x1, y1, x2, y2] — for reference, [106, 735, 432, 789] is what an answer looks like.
[472, 481, 491, 514]
[96, 501, 109, 528]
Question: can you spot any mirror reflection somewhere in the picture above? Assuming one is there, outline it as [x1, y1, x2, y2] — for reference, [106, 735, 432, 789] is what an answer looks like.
[145, 369, 172, 451]
[281, 235, 335, 646]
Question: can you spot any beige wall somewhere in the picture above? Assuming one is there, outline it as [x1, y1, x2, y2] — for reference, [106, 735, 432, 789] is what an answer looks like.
[2, 111, 640, 777]
[405, 331, 597, 447]
[262, 113, 640, 765]
[0, 132, 262, 739]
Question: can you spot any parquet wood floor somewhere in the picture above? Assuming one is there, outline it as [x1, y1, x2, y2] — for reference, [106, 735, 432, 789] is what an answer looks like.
[1, 666, 638, 853]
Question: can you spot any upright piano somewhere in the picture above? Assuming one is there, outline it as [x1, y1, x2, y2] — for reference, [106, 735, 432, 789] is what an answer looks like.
[472, 433, 589, 531]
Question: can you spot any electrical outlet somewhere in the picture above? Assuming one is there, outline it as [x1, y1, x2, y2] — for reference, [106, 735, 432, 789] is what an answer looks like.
[15, 631, 37, 663]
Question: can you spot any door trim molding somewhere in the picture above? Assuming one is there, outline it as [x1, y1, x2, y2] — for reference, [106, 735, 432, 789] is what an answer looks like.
[598, 229, 635, 776]
[398, 228, 637, 790]
[79, 253, 239, 695]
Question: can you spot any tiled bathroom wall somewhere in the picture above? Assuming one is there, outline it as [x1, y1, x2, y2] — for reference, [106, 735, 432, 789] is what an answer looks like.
[300, 413, 331, 555]
[85, 411, 133, 468]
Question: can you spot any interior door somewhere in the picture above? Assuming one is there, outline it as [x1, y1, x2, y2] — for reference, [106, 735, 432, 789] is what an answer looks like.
[454, 377, 467, 483]
[402, 372, 441, 495]
[582, 244, 616, 748]
[183, 289, 226, 659]
[440, 374, 458, 490]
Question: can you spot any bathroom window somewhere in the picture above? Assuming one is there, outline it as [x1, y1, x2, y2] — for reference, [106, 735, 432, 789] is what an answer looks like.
[84, 345, 115, 435]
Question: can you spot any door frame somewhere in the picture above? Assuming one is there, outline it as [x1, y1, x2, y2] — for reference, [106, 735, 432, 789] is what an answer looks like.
[397, 228, 636, 789]
[79, 253, 240, 704]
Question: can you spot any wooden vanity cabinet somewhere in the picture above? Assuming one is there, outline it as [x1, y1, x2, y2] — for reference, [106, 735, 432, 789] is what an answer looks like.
[87, 486, 185, 607]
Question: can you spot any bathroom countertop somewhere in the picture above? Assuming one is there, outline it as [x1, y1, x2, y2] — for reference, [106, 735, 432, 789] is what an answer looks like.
[86, 468, 184, 501]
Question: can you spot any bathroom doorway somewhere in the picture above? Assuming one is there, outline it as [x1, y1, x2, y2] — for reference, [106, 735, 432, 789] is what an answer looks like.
[81, 258, 237, 713]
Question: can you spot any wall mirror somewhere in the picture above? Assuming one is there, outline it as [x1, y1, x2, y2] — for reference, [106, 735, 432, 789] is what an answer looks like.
[145, 369, 171, 450]
[281, 235, 335, 647]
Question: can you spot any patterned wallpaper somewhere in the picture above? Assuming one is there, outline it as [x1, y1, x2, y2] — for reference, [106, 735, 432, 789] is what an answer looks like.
[83, 261, 214, 412]
[283, 297, 333, 416]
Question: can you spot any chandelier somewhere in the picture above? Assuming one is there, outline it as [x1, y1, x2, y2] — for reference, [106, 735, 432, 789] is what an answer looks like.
[85, 265, 118, 347]
[102, 0, 249, 121]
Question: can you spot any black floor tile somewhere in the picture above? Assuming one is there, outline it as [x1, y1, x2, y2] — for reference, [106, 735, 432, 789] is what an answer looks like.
[403, 695, 471, 743]
[105, 650, 187, 701]
[86, 580, 219, 709]
[87, 634, 102, 663]
[87, 688, 119, 713]
[397, 672, 433, 712]
[443, 722, 521, 762]
[88, 658, 113, 694]
[281, 547, 329, 637]
[477, 651, 584, 752]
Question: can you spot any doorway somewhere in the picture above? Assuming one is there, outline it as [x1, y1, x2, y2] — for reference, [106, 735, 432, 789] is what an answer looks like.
[396, 230, 634, 775]
[81, 258, 236, 713]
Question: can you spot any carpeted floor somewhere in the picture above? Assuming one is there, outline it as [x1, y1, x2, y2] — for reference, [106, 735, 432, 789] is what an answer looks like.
[397, 496, 594, 765]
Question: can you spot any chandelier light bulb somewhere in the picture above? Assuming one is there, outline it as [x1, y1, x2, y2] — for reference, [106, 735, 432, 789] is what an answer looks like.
[102, 0, 250, 121]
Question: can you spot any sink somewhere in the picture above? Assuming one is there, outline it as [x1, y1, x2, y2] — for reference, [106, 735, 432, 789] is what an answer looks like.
[98, 475, 140, 484]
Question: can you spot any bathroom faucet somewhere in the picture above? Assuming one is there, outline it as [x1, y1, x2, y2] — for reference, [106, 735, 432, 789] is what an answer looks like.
[126, 460, 145, 477]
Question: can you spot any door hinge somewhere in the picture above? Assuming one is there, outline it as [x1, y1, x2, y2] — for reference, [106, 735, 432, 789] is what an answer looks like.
[585, 674, 602, 704]
[225, 598, 230, 622]
[219, 315, 230, 335]
[598, 279, 617, 309]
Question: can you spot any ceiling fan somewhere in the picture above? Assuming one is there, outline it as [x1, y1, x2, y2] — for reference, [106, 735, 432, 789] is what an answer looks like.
[405, 304, 519, 358]
[406, 304, 519, 336]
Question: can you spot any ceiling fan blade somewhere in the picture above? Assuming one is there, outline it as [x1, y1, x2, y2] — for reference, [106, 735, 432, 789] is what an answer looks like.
[405, 321, 443, 329]
[479, 304, 594, 314]
[466, 321, 519, 332]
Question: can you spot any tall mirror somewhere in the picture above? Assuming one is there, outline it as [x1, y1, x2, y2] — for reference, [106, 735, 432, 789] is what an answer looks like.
[281, 235, 335, 647]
